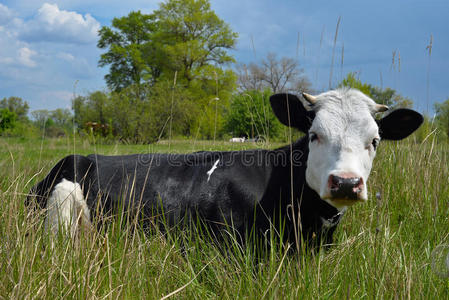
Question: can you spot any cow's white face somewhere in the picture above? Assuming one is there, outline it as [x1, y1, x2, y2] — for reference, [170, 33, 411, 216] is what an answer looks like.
[270, 89, 423, 211]
[305, 90, 382, 209]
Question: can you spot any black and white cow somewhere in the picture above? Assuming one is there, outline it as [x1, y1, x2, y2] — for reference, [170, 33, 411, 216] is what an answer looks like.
[27, 89, 423, 249]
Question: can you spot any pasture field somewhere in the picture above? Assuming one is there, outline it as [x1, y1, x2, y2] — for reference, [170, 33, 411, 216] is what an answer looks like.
[0, 136, 448, 299]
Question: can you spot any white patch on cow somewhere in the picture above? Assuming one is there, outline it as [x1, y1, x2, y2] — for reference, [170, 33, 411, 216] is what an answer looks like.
[320, 208, 347, 228]
[305, 89, 381, 209]
[320, 217, 334, 229]
[207, 159, 220, 182]
[45, 178, 91, 237]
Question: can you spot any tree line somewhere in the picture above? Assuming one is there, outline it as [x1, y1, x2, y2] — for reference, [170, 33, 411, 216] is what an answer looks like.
[1, 0, 448, 143]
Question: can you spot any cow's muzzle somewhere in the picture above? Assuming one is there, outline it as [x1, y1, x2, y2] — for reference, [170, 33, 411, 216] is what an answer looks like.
[328, 174, 363, 200]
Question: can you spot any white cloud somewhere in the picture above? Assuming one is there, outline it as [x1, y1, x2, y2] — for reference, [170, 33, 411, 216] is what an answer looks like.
[19, 3, 100, 44]
[39, 90, 74, 109]
[0, 23, 38, 68]
[0, 57, 14, 65]
[0, 4, 13, 25]
[17, 47, 37, 67]
[57, 52, 75, 61]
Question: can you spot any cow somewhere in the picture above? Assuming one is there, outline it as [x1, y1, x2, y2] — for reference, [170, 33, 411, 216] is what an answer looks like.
[85, 121, 110, 137]
[229, 137, 246, 143]
[27, 89, 423, 250]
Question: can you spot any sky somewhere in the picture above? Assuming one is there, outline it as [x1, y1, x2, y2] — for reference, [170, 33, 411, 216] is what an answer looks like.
[0, 0, 448, 114]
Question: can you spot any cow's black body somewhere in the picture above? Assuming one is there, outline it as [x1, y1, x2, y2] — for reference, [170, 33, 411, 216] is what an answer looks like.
[29, 136, 342, 249]
[29, 90, 424, 251]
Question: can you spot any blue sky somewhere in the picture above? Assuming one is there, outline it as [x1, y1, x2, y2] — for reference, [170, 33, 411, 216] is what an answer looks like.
[0, 0, 448, 114]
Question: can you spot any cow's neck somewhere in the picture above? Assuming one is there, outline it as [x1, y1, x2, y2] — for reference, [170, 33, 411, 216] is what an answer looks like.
[267, 136, 343, 231]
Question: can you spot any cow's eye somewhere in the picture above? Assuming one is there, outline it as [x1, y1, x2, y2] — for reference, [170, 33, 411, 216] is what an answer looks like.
[371, 138, 380, 150]
[310, 132, 319, 142]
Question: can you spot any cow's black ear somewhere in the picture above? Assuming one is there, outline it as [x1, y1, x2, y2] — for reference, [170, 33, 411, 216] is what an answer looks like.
[270, 93, 314, 132]
[377, 108, 423, 140]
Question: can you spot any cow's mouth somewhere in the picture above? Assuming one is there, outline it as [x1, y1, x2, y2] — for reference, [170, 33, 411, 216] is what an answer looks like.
[322, 195, 365, 210]
[329, 197, 363, 206]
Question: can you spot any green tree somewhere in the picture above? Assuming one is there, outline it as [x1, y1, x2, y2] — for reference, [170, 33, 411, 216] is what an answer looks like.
[434, 98, 449, 140]
[153, 0, 238, 85]
[73, 91, 109, 129]
[94, 0, 238, 141]
[98, 11, 157, 93]
[369, 87, 413, 109]
[224, 89, 283, 140]
[50, 108, 73, 129]
[0, 96, 29, 121]
[339, 72, 413, 109]
[31, 109, 50, 129]
[0, 108, 17, 132]
[98, 0, 237, 91]
[72, 85, 197, 143]
[338, 72, 373, 97]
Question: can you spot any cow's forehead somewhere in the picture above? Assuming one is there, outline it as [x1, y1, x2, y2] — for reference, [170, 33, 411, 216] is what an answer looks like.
[309, 89, 379, 136]
[313, 89, 378, 114]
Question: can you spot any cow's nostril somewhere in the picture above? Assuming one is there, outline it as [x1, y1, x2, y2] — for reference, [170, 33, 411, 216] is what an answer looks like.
[328, 174, 363, 200]
[329, 175, 341, 190]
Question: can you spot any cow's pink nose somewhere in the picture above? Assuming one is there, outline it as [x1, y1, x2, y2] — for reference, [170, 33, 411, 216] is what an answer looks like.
[328, 174, 363, 200]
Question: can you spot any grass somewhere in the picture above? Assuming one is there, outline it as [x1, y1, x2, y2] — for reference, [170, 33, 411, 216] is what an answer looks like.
[0, 136, 448, 299]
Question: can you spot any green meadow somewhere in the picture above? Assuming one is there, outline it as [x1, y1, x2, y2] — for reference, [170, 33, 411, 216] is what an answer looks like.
[0, 136, 448, 299]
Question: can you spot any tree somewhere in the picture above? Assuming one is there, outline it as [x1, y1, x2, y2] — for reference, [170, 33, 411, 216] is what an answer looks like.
[338, 72, 372, 96]
[98, 11, 157, 93]
[50, 109, 73, 128]
[236, 63, 265, 92]
[369, 87, 413, 109]
[224, 89, 283, 139]
[73, 91, 109, 129]
[98, 0, 238, 91]
[72, 85, 198, 143]
[0, 109, 17, 132]
[153, 0, 238, 85]
[339, 72, 413, 109]
[0, 96, 29, 121]
[236, 53, 312, 94]
[94, 0, 240, 141]
[31, 109, 50, 129]
[435, 98, 449, 140]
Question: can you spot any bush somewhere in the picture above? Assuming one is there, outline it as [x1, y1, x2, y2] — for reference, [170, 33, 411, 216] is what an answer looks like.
[73, 82, 201, 143]
[0, 109, 17, 132]
[223, 89, 283, 141]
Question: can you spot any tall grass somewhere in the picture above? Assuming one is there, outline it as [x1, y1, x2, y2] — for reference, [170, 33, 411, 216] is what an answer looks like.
[0, 136, 448, 299]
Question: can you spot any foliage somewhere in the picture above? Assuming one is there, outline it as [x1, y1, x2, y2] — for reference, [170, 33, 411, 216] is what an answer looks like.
[153, 0, 237, 85]
[339, 72, 413, 109]
[370, 86, 413, 108]
[31, 110, 50, 129]
[434, 98, 449, 140]
[224, 89, 283, 139]
[73, 83, 201, 143]
[50, 109, 73, 129]
[339, 72, 372, 96]
[183, 67, 236, 139]
[0, 108, 17, 132]
[31, 109, 74, 137]
[236, 53, 312, 94]
[0, 96, 29, 121]
[98, 0, 237, 92]
[98, 11, 157, 94]
[95, 0, 238, 141]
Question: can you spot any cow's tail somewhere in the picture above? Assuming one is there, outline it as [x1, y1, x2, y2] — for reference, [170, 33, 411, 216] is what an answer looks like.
[27, 154, 94, 237]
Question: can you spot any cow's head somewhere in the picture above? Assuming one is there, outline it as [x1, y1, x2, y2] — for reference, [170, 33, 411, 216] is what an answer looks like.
[270, 89, 423, 210]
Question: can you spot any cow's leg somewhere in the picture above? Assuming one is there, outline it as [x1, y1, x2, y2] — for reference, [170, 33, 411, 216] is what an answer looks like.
[45, 178, 91, 238]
